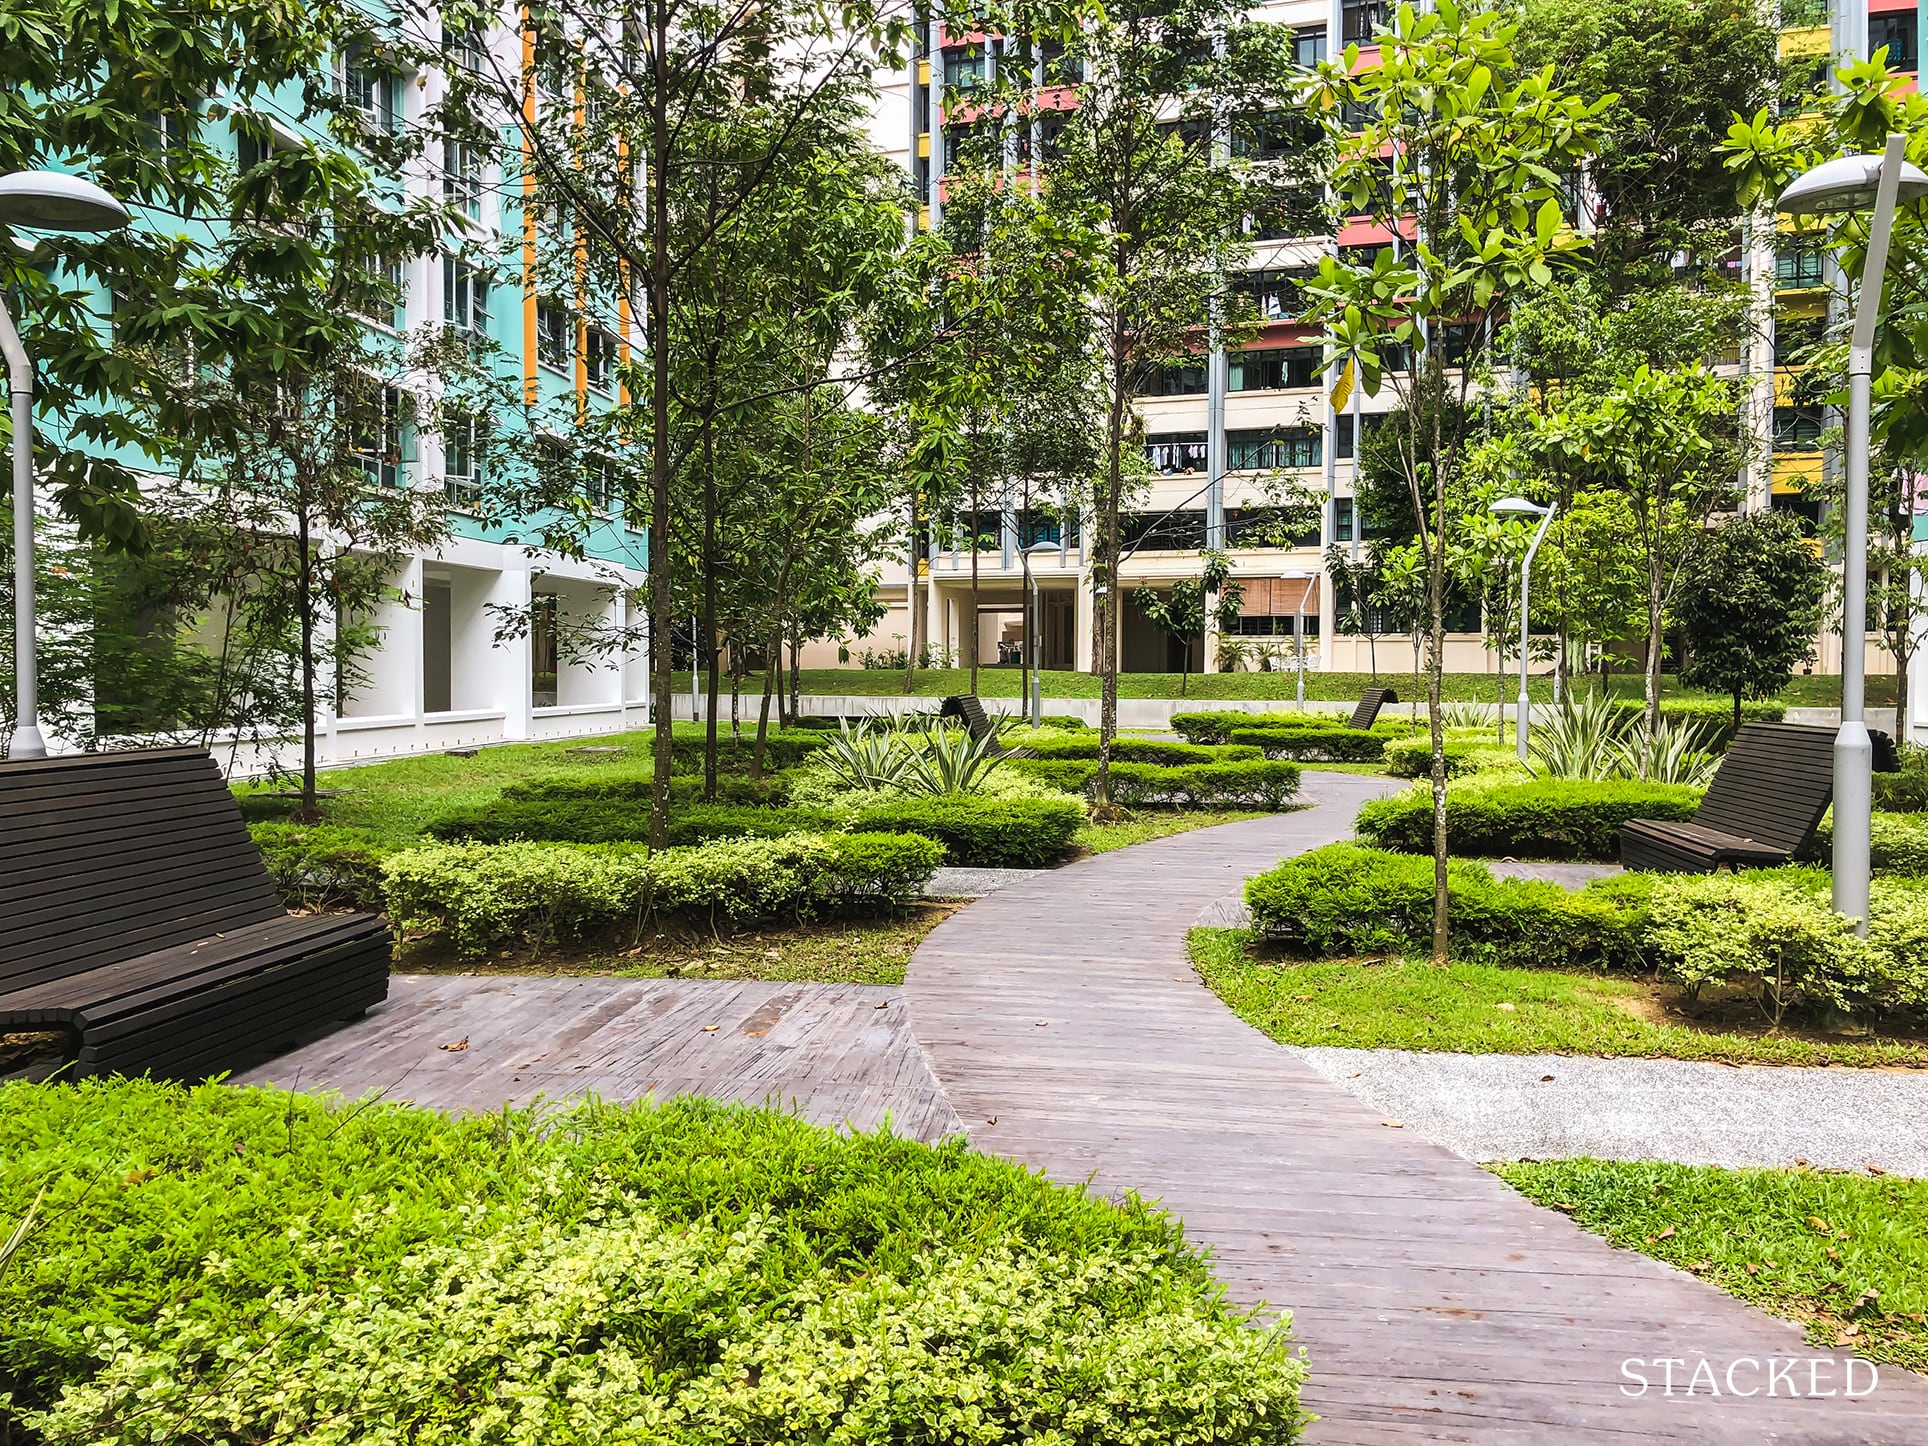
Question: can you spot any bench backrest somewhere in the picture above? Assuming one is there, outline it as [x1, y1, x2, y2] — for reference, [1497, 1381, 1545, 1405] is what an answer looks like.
[1696, 721, 1836, 852]
[1349, 687, 1398, 731]
[0, 748, 285, 994]
[939, 694, 997, 742]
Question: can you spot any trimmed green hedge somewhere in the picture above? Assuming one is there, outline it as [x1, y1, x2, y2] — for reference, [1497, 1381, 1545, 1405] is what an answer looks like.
[1006, 757, 1301, 810]
[385, 832, 944, 954]
[1356, 780, 1703, 861]
[1229, 726, 1386, 762]
[1019, 735, 1258, 766]
[1171, 710, 1342, 744]
[503, 773, 796, 807]
[853, 795, 1084, 868]
[1812, 812, 1928, 876]
[1873, 769, 1928, 814]
[1108, 761, 1302, 810]
[1245, 843, 1648, 971]
[1383, 738, 1482, 780]
[667, 728, 827, 773]
[248, 823, 393, 910]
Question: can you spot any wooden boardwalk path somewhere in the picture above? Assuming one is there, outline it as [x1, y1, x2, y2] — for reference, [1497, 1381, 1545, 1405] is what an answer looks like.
[905, 773, 1928, 1443]
[232, 974, 961, 1142]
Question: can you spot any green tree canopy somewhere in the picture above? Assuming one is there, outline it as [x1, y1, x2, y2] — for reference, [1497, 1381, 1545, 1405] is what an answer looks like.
[1677, 510, 1828, 731]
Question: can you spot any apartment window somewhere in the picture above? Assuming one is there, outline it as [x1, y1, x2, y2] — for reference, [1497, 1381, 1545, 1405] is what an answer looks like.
[942, 45, 985, 91]
[586, 328, 618, 392]
[443, 138, 483, 221]
[1776, 311, 1827, 360]
[537, 302, 572, 371]
[583, 454, 619, 514]
[1041, 38, 1083, 84]
[1237, 613, 1321, 637]
[1239, 267, 1313, 321]
[1137, 359, 1208, 396]
[446, 25, 489, 78]
[361, 255, 405, 330]
[1343, 0, 1388, 44]
[1145, 432, 1208, 474]
[444, 411, 484, 509]
[1229, 427, 1320, 470]
[1775, 404, 1825, 451]
[1872, 10, 1919, 71]
[1440, 320, 1483, 366]
[951, 508, 1002, 551]
[1333, 496, 1355, 542]
[1293, 25, 1328, 68]
[1225, 507, 1319, 549]
[1229, 346, 1319, 392]
[350, 384, 406, 488]
[443, 256, 490, 337]
[1017, 509, 1063, 547]
[1236, 111, 1317, 162]
[338, 49, 398, 135]
[1122, 509, 1207, 552]
[1039, 113, 1070, 163]
[1776, 239, 1828, 290]
[943, 123, 981, 168]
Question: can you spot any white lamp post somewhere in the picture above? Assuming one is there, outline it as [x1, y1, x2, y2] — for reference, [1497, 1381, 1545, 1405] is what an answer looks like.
[1020, 538, 1059, 727]
[1779, 136, 1928, 929]
[1491, 496, 1556, 762]
[0, 171, 129, 760]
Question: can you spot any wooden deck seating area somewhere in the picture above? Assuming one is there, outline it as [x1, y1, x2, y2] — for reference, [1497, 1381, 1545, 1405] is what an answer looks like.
[1620, 721, 1838, 873]
[1347, 686, 1398, 730]
[0, 748, 389, 1081]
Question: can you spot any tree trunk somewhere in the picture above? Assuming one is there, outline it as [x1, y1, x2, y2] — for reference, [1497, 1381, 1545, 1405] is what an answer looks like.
[787, 636, 801, 724]
[1094, 352, 1126, 809]
[701, 416, 720, 802]
[1427, 518, 1449, 968]
[753, 640, 776, 778]
[645, 42, 674, 853]
[295, 501, 318, 825]
[903, 494, 920, 695]
[969, 480, 981, 695]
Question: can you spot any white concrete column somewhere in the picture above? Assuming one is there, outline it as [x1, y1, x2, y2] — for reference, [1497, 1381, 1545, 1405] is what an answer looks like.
[488, 559, 533, 739]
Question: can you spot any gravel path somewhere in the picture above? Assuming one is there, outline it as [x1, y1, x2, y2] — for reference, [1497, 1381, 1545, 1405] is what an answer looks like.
[1288, 1045, 1928, 1175]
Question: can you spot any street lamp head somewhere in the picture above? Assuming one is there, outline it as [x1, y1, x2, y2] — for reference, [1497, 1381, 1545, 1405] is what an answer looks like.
[1492, 496, 1550, 517]
[1777, 152, 1928, 217]
[0, 171, 129, 232]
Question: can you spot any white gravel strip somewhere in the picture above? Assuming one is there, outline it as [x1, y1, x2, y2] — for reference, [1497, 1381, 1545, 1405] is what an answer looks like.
[924, 866, 1043, 898]
[1284, 1046, 1928, 1176]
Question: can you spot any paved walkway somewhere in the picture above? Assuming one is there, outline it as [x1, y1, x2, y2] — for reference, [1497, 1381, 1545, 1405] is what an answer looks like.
[233, 974, 960, 1142]
[904, 772, 1928, 1442]
[1292, 1046, 1928, 1174]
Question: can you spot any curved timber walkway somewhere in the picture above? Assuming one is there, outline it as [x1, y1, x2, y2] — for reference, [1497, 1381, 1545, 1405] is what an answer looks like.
[905, 772, 1928, 1443]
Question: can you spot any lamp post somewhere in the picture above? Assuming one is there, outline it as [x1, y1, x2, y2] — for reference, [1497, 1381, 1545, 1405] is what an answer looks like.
[1020, 538, 1059, 727]
[1275, 570, 1316, 708]
[1491, 496, 1556, 762]
[0, 171, 129, 760]
[1779, 137, 1928, 929]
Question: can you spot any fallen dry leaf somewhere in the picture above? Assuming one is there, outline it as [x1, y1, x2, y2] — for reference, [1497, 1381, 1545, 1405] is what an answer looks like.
[873, 1001, 889, 1010]
[123, 1168, 156, 1186]
[986, 1115, 998, 1125]
[1540, 1074, 1555, 1082]
[1795, 1157, 1810, 1167]
[1655, 1226, 1675, 1241]
[1745, 1263, 1762, 1276]
[1867, 1164, 1887, 1176]
[1035, 1020, 1049, 1027]
[1808, 1215, 1833, 1234]
[439, 1037, 469, 1052]
[1382, 1120, 1404, 1128]
[701, 1025, 719, 1033]
[1496, 1002, 1517, 1013]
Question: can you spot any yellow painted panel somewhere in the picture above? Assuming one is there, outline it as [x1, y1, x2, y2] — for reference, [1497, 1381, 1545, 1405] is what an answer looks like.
[917, 132, 930, 158]
[1773, 453, 1823, 489]
[918, 59, 931, 85]
[1780, 24, 1830, 58]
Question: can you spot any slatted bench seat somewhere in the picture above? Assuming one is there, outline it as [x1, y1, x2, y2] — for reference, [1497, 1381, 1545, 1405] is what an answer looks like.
[1619, 722, 1836, 874]
[0, 747, 390, 1080]
[939, 693, 999, 742]
[1349, 687, 1398, 731]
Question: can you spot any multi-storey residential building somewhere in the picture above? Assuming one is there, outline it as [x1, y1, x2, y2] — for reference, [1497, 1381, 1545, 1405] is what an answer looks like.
[853, 0, 1928, 741]
[31, 23, 649, 771]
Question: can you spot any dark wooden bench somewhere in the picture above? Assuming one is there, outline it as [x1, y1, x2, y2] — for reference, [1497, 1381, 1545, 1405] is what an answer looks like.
[0, 747, 390, 1081]
[1349, 687, 1398, 731]
[1619, 722, 1837, 873]
[939, 694, 999, 742]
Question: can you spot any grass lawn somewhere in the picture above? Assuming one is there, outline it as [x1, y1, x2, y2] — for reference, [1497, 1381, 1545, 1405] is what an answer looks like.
[397, 905, 953, 985]
[1190, 927, 1928, 1069]
[795, 668, 1879, 708]
[1078, 809, 1269, 854]
[1497, 1159, 1928, 1373]
[236, 731, 656, 843]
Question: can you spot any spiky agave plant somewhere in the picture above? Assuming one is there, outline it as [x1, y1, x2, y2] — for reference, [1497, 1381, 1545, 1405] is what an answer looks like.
[1526, 690, 1623, 780]
[899, 722, 1008, 796]
[816, 718, 914, 792]
[1614, 712, 1720, 786]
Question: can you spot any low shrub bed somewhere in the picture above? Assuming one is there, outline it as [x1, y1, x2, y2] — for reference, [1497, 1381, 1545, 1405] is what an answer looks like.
[667, 727, 827, 773]
[1356, 779, 1702, 861]
[0, 1084, 1309, 1443]
[505, 772, 797, 807]
[1382, 737, 1484, 780]
[1229, 726, 1386, 763]
[248, 823, 393, 910]
[1244, 843, 1647, 971]
[1873, 768, 1928, 813]
[383, 832, 943, 954]
[853, 795, 1084, 867]
[1019, 735, 1257, 767]
[1812, 811, 1928, 876]
[1171, 710, 1341, 744]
